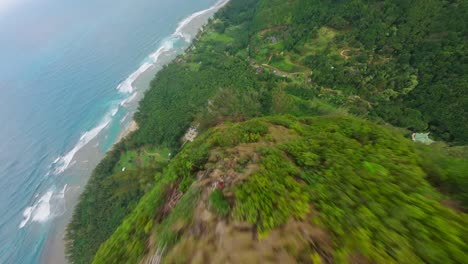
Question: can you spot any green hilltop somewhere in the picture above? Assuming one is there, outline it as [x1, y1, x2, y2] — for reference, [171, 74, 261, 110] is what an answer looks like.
[66, 0, 468, 263]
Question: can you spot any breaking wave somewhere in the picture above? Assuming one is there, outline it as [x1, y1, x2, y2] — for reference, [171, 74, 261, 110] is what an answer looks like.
[19, 185, 67, 229]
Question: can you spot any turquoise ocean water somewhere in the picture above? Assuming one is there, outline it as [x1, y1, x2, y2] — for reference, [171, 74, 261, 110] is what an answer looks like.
[0, 0, 221, 262]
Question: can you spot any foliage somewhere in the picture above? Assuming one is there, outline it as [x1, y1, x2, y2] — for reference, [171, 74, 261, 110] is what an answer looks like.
[248, 0, 468, 144]
[91, 174, 171, 264]
[65, 142, 166, 264]
[280, 116, 467, 263]
[415, 144, 468, 210]
[233, 147, 309, 233]
[113, 146, 170, 173]
[154, 187, 200, 248]
[194, 88, 262, 130]
[132, 0, 263, 149]
[67, 0, 468, 263]
[94, 115, 468, 263]
[91, 129, 214, 263]
[67, 2, 262, 261]
[209, 189, 230, 217]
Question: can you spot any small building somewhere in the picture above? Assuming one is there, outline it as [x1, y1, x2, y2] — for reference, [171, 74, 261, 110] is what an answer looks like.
[183, 127, 198, 143]
[411, 133, 434, 145]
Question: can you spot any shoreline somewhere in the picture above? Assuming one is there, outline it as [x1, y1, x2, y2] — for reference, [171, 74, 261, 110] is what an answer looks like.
[40, 1, 229, 263]
[117, 120, 139, 143]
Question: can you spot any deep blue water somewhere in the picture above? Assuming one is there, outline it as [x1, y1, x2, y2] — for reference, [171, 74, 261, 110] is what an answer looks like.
[0, 0, 218, 262]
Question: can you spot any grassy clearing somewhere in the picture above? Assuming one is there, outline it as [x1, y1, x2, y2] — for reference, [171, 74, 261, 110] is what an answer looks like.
[204, 31, 234, 43]
[114, 146, 170, 173]
[300, 27, 339, 56]
[252, 27, 342, 74]
[253, 45, 281, 65]
[269, 55, 306, 73]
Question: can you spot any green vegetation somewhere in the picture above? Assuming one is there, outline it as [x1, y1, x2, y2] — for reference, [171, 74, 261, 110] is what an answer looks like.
[92, 116, 468, 263]
[67, 0, 467, 263]
[114, 146, 170, 172]
[416, 144, 468, 210]
[209, 189, 230, 217]
[248, 0, 468, 144]
[278, 116, 467, 263]
[154, 187, 200, 249]
[91, 128, 215, 263]
[65, 142, 169, 264]
[233, 147, 309, 233]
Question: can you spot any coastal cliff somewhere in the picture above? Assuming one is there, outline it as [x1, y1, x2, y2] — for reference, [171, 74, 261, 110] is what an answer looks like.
[66, 0, 468, 263]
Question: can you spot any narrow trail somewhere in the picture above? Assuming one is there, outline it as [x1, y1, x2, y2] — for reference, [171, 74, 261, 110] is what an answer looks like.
[258, 26, 287, 36]
[260, 63, 303, 77]
[339, 49, 350, 60]
[143, 149, 164, 158]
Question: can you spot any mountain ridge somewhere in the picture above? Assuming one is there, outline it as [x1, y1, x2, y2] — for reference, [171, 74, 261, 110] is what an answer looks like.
[66, 0, 468, 263]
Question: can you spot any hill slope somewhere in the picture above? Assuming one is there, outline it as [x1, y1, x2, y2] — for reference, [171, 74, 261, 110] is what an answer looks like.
[66, 0, 468, 263]
[93, 116, 467, 263]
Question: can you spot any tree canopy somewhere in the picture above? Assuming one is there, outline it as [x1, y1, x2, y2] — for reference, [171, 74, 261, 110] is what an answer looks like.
[66, 0, 468, 263]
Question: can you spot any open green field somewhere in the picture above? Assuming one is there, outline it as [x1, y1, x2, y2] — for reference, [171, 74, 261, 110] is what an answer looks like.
[300, 27, 339, 55]
[269, 54, 306, 73]
[203, 31, 234, 43]
[252, 26, 344, 73]
[114, 146, 171, 173]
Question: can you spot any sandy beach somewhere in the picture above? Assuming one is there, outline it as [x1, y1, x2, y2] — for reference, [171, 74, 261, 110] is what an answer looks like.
[40, 1, 229, 263]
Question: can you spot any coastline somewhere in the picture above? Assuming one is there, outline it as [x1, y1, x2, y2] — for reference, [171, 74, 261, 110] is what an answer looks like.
[40, 1, 229, 263]
[117, 121, 139, 143]
[29, 0, 468, 263]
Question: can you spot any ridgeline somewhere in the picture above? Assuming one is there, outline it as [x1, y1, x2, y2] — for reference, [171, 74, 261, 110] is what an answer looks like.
[66, 0, 468, 263]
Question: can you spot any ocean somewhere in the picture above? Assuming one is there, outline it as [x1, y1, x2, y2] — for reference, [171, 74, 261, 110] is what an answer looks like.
[0, 0, 226, 262]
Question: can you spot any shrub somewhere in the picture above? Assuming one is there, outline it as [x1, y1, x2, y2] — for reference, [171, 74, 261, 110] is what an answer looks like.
[209, 189, 230, 217]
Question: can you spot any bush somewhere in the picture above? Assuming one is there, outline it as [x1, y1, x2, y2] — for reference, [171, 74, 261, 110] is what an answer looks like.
[233, 148, 309, 233]
[209, 189, 230, 217]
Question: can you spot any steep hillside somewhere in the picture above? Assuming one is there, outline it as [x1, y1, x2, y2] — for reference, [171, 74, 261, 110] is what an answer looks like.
[247, 0, 468, 143]
[93, 116, 467, 263]
[66, 0, 468, 263]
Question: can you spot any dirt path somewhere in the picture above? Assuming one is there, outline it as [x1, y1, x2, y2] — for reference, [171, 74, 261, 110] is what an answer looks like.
[339, 49, 351, 60]
[258, 26, 287, 36]
[143, 149, 163, 158]
[260, 63, 303, 77]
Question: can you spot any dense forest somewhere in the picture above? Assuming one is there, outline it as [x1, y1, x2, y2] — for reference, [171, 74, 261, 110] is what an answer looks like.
[66, 0, 467, 263]
[93, 116, 467, 263]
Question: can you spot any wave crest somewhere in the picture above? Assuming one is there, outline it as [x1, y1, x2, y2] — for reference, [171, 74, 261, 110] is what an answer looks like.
[19, 185, 67, 228]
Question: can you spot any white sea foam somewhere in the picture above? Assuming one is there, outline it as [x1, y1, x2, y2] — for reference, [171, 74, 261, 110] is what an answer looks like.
[45, 0, 230, 184]
[115, 25, 181, 102]
[18, 0, 230, 232]
[116, 0, 229, 95]
[60, 184, 68, 195]
[50, 0, 230, 175]
[116, 62, 153, 93]
[31, 191, 53, 222]
[110, 107, 119, 117]
[19, 191, 53, 228]
[19, 207, 33, 228]
[149, 38, 175, 62]
[175, 0, 229, 41]
[120, 113, 130, 123]
[53, 115, 112, 174]
[120, 92, 138, 107]
[19, 185, 68, 228]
